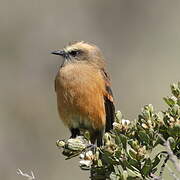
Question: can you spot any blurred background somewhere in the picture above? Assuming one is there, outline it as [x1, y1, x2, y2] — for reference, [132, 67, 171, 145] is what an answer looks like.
[1, 0, 180, 179]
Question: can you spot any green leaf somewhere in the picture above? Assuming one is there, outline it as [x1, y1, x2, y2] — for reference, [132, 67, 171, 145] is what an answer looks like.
[163, 97, 175, 107]
[128, 140, 138, 149]
[110, 172, 120, 180]
[84, 131, 90, 140]
[115, 134, 123, 147]
[138, 114, 145, 121]
[148, 104, 154, 114]
[124, 159, 140, 173]
[173, 124, 180, 136]
[163, 114, 171, 126]
[171, 104, 180, 116]
[129, 148, 137, 160]
[127, 168, 142, 178]
[152, 154, 162, 168]
[156, 111, 164, 122]
[138, 131, 150, 145]
[122, 170, 128, 180]
[141, 158, 152, 177]
[113, 165, 120, 175]
[119, 134, 127, 149]
[128, 158, 140, 170]
[116, 110, 123, 122]
[142, 110, 151, 120]
[115, 148, 122, 158]
[171, 84, 180, 98]
[167, 137, 176, 150]
[177, 98, 180, 106]
[153, 135, 164, 147]
[136, 124, 145, 131]
[102, 151, 118, 165]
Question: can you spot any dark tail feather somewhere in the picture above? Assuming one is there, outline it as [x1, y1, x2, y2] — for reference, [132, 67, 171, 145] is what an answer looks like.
[104, 96, 115, 132]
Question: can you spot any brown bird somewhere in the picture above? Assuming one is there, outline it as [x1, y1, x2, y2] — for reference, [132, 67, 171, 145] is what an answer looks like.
[51, 41, 115, 146]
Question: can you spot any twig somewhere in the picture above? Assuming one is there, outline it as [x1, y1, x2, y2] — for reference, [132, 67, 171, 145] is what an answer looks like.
[150, 173, 163, 180]
[17, 169, 35, 180]
[159, 154, 169, 178]
[165, 140, 180, 172]
[166, 165, 180, 180]
[158, 134, 180, 172]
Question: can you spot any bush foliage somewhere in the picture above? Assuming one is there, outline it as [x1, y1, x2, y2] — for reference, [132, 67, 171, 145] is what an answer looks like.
[57, 83, 180, 180]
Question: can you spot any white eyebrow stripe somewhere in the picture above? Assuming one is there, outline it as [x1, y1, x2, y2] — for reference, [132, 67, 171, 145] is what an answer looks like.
[65, 46, 79, 53]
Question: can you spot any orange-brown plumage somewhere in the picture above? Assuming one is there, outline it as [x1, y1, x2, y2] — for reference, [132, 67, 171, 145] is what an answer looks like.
[52, 41, 115, 146]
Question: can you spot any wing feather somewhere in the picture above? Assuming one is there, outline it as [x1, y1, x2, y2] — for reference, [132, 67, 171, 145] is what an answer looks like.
[101, 69, 115, 132]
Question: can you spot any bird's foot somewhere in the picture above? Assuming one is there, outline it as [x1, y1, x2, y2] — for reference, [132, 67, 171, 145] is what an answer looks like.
[86, 144, 97, 153]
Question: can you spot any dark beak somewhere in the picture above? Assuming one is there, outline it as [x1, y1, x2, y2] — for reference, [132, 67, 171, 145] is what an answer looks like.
[51, 50, 65, 56]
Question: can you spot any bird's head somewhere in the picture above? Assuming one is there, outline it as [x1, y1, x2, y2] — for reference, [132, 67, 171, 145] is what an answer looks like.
[51, 41, 105, 67]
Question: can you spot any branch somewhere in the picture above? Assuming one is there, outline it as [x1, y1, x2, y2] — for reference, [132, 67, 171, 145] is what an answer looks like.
[17, 169, 35, 180]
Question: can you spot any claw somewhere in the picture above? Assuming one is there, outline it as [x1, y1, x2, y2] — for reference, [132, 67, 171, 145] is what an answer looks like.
[86, 144, 97, 153]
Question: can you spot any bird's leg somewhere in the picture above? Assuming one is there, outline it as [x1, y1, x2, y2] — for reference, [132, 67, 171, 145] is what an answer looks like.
[96, 131, 103, 147]
[86, 144, 97, 152]
[90, 130, 103, 147]
[70, 128, 80, 138]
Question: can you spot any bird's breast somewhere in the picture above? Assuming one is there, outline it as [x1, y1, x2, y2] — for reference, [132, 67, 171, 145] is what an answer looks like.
[55, 63, 106, 130]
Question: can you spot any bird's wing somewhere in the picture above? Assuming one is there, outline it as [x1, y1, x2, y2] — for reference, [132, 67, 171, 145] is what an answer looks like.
[101, 69, 115, 132]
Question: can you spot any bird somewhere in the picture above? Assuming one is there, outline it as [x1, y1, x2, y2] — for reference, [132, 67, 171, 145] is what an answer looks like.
[51, 41, 115, 147]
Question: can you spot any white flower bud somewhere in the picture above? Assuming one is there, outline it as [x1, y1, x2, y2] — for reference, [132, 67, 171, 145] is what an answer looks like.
[122, 119, 131, 126]
[79, 160, 92, 167]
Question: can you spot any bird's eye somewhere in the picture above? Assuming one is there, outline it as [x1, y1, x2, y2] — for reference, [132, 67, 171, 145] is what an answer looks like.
[69, 50, 80, 57]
